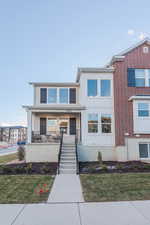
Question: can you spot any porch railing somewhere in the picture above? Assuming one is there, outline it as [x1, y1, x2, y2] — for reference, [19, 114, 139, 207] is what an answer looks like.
[32, 131, 61, 143]
[57, 131, 64, 174]
[75, 130, 79, 174]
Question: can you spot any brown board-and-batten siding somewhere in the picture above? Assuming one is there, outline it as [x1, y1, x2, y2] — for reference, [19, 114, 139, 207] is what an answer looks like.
[113, 43, 150, 146]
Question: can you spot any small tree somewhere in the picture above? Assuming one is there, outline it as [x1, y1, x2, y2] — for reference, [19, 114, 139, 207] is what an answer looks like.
[97, 151, 102, 165]
[17, 145, 25, 161]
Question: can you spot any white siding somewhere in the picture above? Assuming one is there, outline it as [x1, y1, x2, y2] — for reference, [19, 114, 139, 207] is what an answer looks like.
[133, 100, 150, 134]
[79, 72, 115, 146]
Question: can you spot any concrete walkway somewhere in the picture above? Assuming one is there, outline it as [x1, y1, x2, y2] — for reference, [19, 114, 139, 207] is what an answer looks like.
[48, 174, 84, 202]
[2, 201, 150, 225]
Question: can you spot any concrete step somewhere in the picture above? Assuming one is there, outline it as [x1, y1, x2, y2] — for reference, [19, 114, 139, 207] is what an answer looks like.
[61, 157, 76, 161]
[60, 163, 76, 168]
[59, 168, 76, 174]
[61, 149, 76, 152]
[60, 160, 76, 164]
[61, 152, 76, 156]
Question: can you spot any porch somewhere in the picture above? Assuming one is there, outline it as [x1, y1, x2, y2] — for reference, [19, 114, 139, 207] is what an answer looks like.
[27, 111, 82, 144]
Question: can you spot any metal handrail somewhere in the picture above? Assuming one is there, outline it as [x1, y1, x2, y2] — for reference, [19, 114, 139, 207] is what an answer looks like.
[58, 131, 64, 174]
[75, 131, 79, 174]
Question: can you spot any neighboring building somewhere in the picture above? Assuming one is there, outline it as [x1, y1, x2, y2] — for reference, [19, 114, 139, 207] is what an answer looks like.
[0, 126, 27, 144]
[24, 38, 150, 162]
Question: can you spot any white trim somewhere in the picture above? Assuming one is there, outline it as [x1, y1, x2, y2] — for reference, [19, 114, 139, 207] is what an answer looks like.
[139, 142, 150, 159]
[39, 87, 77, 105]
[87, 78, 112, 98]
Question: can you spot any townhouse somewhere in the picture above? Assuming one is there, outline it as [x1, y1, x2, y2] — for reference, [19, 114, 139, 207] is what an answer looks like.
[23, 38, 150, 163]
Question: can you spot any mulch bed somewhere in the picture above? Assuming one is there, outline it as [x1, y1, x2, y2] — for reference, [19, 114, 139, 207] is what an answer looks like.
[0, 162, 57, 175]
[79, 161, 150, 174]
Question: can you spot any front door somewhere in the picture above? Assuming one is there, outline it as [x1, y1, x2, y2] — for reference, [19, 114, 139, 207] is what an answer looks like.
[69, 118, 76, 135]
[40, 118, 46, 135]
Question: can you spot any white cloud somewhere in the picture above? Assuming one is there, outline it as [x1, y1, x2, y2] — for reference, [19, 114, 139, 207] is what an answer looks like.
[128, 29, 135, 36]
[139, 32, 146, 40]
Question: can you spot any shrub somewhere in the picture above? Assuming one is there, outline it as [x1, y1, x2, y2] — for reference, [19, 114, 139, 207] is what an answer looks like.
[116, 164, 124, 170]
[97, 152, 102, 165]
[143, 164, 150, 170]
[15, 167, 26, 174]
[2, 166, 13, 174]
[41, 165, 50, 174]
[101, 164, 108, 172]
[17, 146, 25, 161]
[25, 163, 33, 174]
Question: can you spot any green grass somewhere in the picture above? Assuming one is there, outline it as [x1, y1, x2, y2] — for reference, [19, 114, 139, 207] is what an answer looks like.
[0, 175, 54, 203]
[0, 153, 18, 164]
[80, 173, 150, 202]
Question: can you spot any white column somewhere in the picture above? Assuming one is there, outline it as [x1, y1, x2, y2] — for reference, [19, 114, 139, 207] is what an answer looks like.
[27, 110, 32, 144]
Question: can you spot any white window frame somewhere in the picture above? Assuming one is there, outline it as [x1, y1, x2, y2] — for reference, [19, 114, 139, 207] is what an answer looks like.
[40, 87, 77, 104]
[87, 79, 112, 98]
[101, 114, 112, 134]
[47, 88, 57, 104]
[87, 113, 112, 135]
[137, 102, 150, 118]
[87, 113, 99, 134]
[139, 143, 150, 159]
[59, 88, 69, 104]
[135, 69, 150, 87]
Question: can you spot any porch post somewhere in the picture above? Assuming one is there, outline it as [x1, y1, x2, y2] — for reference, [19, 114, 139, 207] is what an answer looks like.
[27, 110, 32, 144]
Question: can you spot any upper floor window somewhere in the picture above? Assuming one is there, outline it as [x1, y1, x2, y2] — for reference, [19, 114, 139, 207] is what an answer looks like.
[87, 80, 97, 97]
[135, 69, 145, 87]
[87, 79, 111, 97]
[138, 103, 149, 117]
[40, 87, 76, 104]
[128, 68, 150, 87]
[48, 88, 57, 103]
[101, 80, 111, 96]
[59, 88, 68, 103]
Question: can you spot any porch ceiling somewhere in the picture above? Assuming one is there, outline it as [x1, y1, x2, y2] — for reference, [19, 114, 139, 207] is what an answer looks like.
[23, 105, 86, 113]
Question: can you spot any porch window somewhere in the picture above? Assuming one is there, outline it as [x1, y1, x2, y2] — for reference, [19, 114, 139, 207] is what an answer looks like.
[87, 80, 97, 97]
[139, 143, 149, 158]
[48, 88, 57, 103]
[138, 103, 149, 117]
[101, 80, 111, 96]
[59, 88, 68, 103]
[88, 113, 98, 133]
[47, 118, 58, 133]
[101, 114, 112, 133]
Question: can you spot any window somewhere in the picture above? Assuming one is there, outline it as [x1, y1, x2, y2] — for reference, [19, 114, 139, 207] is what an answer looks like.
[138, 103, 149, 117]
[148, 70, 150, 86]
[87, 80, 97, 97]
[59, 88, 68, 103]
[101, 80, 111, 96]
[101, 114, 112, 133]
[143, 46, 149, 54]
[47, 118, 57, 133]
[135, 69, 145, 87]
[48, 88, 57, 103]
[40, 88, 47, 103]
[139, 144, 149, 158]
[88, 113, 98, 133]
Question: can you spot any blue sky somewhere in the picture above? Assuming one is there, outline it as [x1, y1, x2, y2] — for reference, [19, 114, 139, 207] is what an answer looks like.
[0, 0, 150, 125]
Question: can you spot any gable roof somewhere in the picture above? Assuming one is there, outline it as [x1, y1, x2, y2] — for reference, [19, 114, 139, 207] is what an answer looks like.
[108, 37, 150, 66]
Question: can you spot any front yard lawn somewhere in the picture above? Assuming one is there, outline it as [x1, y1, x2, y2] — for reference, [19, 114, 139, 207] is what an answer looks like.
[0, 153, 18, 164]
[80, 173, 150, 202]
[0, 175, 54, 203]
